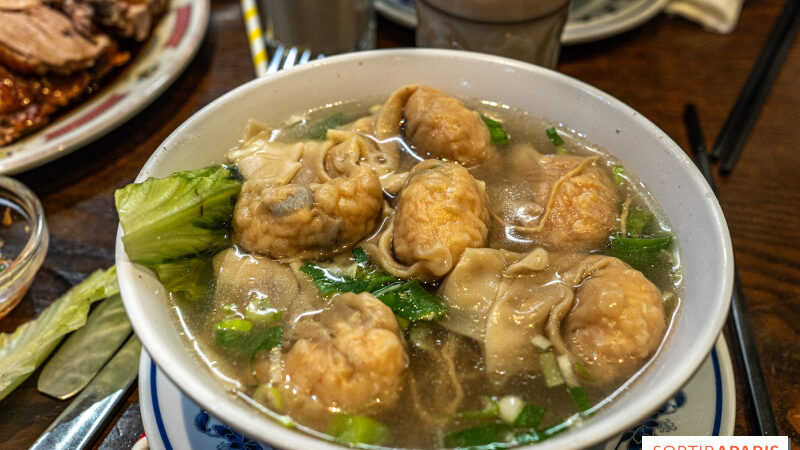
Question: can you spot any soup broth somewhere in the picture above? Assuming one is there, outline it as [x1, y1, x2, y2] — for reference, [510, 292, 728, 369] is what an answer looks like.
[165, 85, 681, 448]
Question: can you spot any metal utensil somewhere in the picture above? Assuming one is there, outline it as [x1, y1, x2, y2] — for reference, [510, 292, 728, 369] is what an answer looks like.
[30, 335, 142, 450]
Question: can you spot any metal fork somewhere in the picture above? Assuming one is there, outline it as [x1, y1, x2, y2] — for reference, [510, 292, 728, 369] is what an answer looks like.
[265, 45, 324, 75]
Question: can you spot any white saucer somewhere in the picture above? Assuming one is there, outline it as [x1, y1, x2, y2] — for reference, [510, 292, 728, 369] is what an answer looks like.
[139, 335, 735, 449]
[374, 0, 670, 45]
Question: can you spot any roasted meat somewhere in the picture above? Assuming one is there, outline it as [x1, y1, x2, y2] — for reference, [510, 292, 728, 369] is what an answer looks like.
[0, 0, 165, 146]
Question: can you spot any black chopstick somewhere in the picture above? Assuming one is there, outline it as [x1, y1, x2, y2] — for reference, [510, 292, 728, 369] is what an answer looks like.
[684, 104, 779, 436]
[710, 0, 800, 171]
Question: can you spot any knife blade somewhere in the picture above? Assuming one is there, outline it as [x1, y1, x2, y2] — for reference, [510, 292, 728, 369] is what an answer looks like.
[38, 294, 133, 399]
[30, 335, 141, 450]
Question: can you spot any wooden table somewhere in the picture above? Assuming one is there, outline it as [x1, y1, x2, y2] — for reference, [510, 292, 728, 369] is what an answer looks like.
[2, 0, 799, 446]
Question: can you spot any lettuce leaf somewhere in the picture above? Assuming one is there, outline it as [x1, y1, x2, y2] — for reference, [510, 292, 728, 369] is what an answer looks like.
[0, 266, 118, 401]
[153, 255, 214, 303]
[115, 165, 242, 267]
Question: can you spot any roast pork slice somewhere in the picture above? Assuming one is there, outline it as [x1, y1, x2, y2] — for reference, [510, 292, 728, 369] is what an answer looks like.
[88, 0, 168, 41]
[0, 4, 110, 75]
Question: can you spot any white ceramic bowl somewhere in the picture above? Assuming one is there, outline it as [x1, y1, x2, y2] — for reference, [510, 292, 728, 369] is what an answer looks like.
[116, 49, 733, 449]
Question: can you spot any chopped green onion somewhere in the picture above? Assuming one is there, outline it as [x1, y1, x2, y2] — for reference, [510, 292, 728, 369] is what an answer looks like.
[556, 146, 568, 155]
[327, 414, 390, 446]
[574, 363, 593, 381]
[408, 322, 436, 351]
[545, 127, 564, 146]
[253, 384, 284, 410]
[530, 335, 552, 351]
[498, 395, 525, 425]
[245, 294, 283, 324]
[557, 355, 580, 387]
[612, 165, 625, 187]
[455, 395, 499, 419]
[513, 404, 546, 429]
[482, 117, 510, 146]
[443, 422, 513, 448]
[215, 319, 253, 348]
[352, 246, 370, 266]
[540, 351, 564, 388]
[568, 386, 592, 412]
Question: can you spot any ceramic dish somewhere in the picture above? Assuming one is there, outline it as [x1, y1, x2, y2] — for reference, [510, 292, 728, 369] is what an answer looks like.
[0, 0, 210, 175]
[139, 335, 735, 450]
[116, 49, 734, 449]
[374, 0, 670, 45]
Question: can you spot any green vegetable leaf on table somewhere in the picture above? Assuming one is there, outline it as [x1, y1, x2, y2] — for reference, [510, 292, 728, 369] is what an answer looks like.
[0, 266, 118, 401]
[300, 248, 448, 322]
[115, 165, 242, 268]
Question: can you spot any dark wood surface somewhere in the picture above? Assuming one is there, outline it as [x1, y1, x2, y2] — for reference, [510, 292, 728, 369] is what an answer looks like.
[2, 0, 799, 446]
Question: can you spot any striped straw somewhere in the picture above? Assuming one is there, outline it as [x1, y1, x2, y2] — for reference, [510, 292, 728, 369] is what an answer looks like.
[240, 0, 268, 77]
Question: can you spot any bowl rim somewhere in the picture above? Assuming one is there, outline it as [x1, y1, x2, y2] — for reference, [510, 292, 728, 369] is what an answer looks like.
[116, 48, 734, 450]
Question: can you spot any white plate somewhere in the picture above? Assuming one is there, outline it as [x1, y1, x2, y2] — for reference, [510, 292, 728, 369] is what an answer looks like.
[0, 0, 210, 175]
[374, 0, 669, 45]
[139, 335, 735, 450]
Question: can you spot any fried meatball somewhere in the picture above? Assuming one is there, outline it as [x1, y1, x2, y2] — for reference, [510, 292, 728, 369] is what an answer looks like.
[233, 165, 383, 258]
[393, 160, 490, 280]
[283, 292, 408, 415]
[403, 86, 495, 167]
[563, 257, 666, 385]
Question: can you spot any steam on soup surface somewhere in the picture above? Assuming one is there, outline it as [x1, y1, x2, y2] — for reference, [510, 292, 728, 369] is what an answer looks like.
[156, 85, 681, 448]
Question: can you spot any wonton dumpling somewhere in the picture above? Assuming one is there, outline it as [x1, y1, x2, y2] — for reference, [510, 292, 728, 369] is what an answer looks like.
[212, 248, 299, 314]
[392, 160, 490, 281]
[500, 148, 619, 252]
[376, 85, 496, 167]
[233, 165, 382, 259]
[283, 292, 408, 417]
[562, 256, 666, 385]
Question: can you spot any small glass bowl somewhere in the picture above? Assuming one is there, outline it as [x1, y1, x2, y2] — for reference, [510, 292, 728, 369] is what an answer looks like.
[0, 176, 48, 319]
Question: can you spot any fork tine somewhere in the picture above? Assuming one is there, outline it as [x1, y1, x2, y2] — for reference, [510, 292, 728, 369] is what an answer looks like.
[298, 49, 312, 65]
[283, 46, 299, 70]
[266, 44, 285, 74]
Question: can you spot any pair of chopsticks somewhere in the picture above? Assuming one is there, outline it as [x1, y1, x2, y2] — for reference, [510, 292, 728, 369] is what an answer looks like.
[710, 0, 800, 174]
[240, 0, 268, 77]
[684, 104, 778, 436]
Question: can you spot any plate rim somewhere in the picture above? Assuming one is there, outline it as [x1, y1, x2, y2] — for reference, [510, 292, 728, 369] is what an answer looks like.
[373, 0, 670, 45]
[0, 0, 211, 175]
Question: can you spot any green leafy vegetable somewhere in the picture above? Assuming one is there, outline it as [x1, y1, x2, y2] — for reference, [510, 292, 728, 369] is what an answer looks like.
[0, 266, 118, 401]
[513, 405, 546, 429]
[482, 117, 509, 146]
[215, 321, 283, 358]
[327, 414, 390, 446]
[115, 165, 242, 267]
[153, 255, 214, 302]
[372, 280, 448, 321]
[624, 207, 654, 237]
[545, 127, 564, 146]
[301, 248, 448, 322]
[612, 165, 625, 187]
[568, 386, 592, 412]
[443, 422, 513, 448]
[608, 233, 673, 273]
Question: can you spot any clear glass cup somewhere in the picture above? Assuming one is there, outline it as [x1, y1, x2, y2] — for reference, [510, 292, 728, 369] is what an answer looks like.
[415, 0, 571, 68]
[259, 0, 376, 55]
[0, 176, 48, 318]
